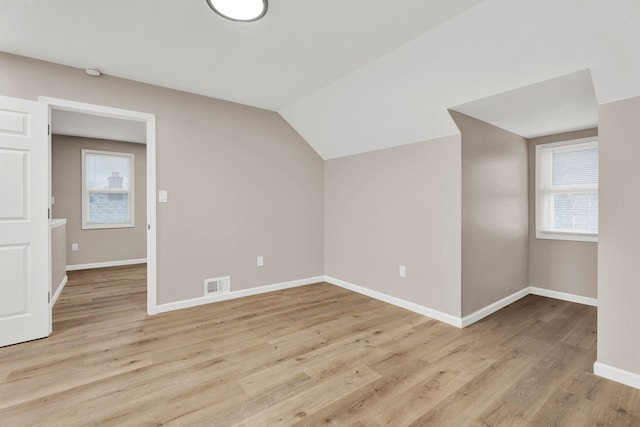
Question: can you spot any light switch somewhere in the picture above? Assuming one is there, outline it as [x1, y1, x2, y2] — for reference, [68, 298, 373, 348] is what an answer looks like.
[159, 190, 168, 203]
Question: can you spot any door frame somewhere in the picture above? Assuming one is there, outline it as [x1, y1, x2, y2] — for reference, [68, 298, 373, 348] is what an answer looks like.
[39, 97, 158, 315]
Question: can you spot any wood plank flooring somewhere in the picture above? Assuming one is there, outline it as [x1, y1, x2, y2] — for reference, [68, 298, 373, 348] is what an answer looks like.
[1, 265, 639, 426]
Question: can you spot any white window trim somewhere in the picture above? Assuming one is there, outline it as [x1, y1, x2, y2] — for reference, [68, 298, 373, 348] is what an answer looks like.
[535, 136, 598, 243]
[81, 149, 135, 230]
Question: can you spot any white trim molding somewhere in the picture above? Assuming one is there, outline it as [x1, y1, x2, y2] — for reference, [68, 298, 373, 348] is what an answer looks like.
[145, 116, 157, 315]
[529, 286, 597, 307]
[154, 274, 599, 329]
[66, 258, 147, 271]
[594, 362, 640, 391]
[324, 276, 462, 328]
[51, 275, 68, 307]
[39, 96, 158, 316]
[156, 276, 325, 314]
[461, 287, 530, 328]
[322, 278, 598, 329]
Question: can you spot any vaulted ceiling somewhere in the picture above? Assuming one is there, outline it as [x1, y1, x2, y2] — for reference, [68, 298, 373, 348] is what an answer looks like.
[1, 0, 639, 158]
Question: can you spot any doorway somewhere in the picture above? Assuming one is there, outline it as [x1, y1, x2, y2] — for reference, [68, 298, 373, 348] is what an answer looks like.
[40, 97, 158, 315]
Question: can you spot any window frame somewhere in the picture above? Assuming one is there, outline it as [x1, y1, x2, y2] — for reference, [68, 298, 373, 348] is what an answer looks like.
[81, 149, 135, 230]
[535, 136, 598, 243]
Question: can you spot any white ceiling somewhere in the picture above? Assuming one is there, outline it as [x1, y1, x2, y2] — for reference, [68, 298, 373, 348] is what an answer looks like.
[0, 0, 482, 111]
[281, 0, 640, 158]
[451, 70, 599, 139]
[51, 109, 147, 144]
[1, 0, 640, 159]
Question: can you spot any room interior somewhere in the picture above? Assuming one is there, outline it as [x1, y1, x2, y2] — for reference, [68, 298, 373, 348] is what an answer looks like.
[50, 111, 148, 269]
[1, 0, 639, 424]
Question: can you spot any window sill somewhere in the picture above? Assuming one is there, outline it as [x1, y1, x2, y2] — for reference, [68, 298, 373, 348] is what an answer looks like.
[82, 223, 135, 230]
[536, 231, 598, 243]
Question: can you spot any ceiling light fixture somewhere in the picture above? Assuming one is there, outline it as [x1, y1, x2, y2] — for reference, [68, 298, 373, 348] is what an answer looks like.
[206, 0, 267, 22]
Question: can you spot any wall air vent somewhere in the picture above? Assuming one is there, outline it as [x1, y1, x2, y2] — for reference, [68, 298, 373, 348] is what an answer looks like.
[204, 276, 231, 296]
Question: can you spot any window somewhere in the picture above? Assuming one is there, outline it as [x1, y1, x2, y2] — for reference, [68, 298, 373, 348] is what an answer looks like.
[536, 137, 598, 242]
[82, 149, 134, 229]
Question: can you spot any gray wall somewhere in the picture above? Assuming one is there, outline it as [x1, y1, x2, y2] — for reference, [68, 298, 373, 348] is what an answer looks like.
[51, 223, 66, 298]
[527, 129, 598, 298]
[0, 52, 324, 306]
[324, 135, 462, 317]
[450, 112, 529, 316]
[598, 96, 640, 377]
[51, 135, 147, 266]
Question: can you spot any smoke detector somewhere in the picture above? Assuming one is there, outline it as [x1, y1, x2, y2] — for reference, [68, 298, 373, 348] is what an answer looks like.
[85, 67, 101, 77]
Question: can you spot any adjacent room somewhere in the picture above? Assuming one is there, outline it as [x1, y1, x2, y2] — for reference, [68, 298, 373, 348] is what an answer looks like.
[0, 0, 639, 425]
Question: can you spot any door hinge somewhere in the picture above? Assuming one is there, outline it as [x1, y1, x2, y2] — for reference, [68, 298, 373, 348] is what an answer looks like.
[48, 124, 50, 135]
[48, 208, 51, 219]
[48, 292, 51, 303]
[148, 224, 150, 230]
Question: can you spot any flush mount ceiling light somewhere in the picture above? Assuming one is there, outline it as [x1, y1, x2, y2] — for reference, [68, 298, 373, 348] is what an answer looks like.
[206, 0, 267, 22]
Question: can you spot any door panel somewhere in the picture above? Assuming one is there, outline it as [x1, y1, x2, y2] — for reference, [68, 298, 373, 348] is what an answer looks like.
[0, 244, 28, 317]
[0, 108, 29, 135]
[0, 150, 28, 219]
[0, 96, 49, 347]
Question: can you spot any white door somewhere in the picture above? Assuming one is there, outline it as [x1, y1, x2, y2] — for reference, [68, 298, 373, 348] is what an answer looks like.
[0, 96, 50, 347]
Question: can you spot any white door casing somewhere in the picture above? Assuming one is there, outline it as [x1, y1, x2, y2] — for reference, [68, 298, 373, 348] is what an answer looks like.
[0, 95, 50, 347]
[39, 96, 157, 315]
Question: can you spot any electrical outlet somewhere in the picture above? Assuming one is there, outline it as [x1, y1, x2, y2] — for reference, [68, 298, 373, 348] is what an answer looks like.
[399, 265, 407, 278]
[71, 243, 79, 251]
[257, 256, 264, 267]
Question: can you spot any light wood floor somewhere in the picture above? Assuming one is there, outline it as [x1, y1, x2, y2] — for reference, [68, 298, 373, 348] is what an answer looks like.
[1, 266, 639, 426]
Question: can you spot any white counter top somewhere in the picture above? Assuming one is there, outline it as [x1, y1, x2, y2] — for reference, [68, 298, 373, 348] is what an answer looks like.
[50, 218, 67, 229]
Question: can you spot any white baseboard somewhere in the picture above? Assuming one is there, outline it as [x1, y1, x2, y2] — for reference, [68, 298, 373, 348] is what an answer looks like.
[66, 258, 147, 271]
[323, 276, 462, 328]
[594, 361, 640, 390]
[529, 286, 598, 307]
[51, 275, 68, 307]
[156, 276, 325, 314]
[461, 287, 529, 328]
[321, 278, 598, 329]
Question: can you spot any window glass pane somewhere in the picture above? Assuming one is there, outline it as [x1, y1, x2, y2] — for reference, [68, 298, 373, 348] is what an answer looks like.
[553, 192, 598, 232]
[86, 155, 130, 190]
[88, 192, 129, 223]
[552, 147, 598, 186]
